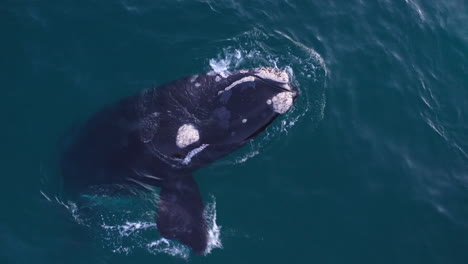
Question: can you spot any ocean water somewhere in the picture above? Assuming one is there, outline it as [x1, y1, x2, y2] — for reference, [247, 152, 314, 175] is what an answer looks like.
[1, 0, 467, 263]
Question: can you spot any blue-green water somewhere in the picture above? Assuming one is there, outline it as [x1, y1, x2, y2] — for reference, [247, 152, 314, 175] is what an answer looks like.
[2, 0, 468, 263]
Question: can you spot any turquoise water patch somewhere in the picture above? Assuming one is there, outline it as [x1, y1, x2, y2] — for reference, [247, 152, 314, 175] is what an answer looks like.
[1, 0, 467, 263]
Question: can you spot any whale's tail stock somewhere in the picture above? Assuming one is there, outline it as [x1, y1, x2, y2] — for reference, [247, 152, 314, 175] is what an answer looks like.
[157, 174, 208, 255]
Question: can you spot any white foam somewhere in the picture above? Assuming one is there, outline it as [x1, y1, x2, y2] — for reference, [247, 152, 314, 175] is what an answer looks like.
[203, 196, 222, 255]
[209, 58, 230, 78]
[111, 246, 132, 254]
[66, 201, 86, 226]
[234, 150, 260, 164]
[147, 238, 190, 259]
[102, 221, 156, 237]
[208, 48, 247, 78]
[61, 190, 196, 259]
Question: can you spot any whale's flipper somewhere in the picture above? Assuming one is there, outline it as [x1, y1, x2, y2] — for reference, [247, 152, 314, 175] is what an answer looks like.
[157, 175, 207, 254]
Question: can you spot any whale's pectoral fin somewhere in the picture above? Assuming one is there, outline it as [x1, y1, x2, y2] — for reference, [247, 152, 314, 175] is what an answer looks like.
[157, 175, 207, 254]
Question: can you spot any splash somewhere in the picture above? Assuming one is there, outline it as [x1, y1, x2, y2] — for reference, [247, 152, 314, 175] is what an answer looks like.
[203, 196, 222, 254]
[101, 221, 156, 237]
[209, 49, 242, 77]
[147, 238, 190, 259]
[42, 187, 222, 259]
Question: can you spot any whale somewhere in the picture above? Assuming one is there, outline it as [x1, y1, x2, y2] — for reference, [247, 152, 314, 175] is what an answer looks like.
[61, 67, 298, 254]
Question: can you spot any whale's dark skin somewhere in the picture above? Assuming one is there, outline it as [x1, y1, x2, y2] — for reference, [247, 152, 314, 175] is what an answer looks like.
[61, 67, 298, 254]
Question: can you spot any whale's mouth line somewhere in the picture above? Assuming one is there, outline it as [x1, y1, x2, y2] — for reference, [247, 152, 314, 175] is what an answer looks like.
[243, 115, 278, 142]
[253, 75, 292, 93]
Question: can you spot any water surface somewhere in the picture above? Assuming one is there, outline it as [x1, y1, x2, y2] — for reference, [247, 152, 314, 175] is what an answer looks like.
[1, 0, 467, 263]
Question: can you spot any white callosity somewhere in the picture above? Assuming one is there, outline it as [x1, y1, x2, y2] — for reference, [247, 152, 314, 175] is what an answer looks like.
[218, 67, 292, 95]
[254, 67, 292, 90]
[176, 124, 200, 148]
[254, 67, 289, 83]
[217, 76, 255, 95]
[182, 144, 210, 165]
[270, 92, 294, 114]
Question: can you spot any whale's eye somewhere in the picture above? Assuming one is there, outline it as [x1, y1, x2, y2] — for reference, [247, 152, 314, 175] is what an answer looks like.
[171, 153, 183, 159]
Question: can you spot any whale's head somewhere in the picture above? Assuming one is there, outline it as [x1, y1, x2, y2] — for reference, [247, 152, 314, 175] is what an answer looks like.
[144, 67, 298, 168]
[203, 67, 298, 144]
